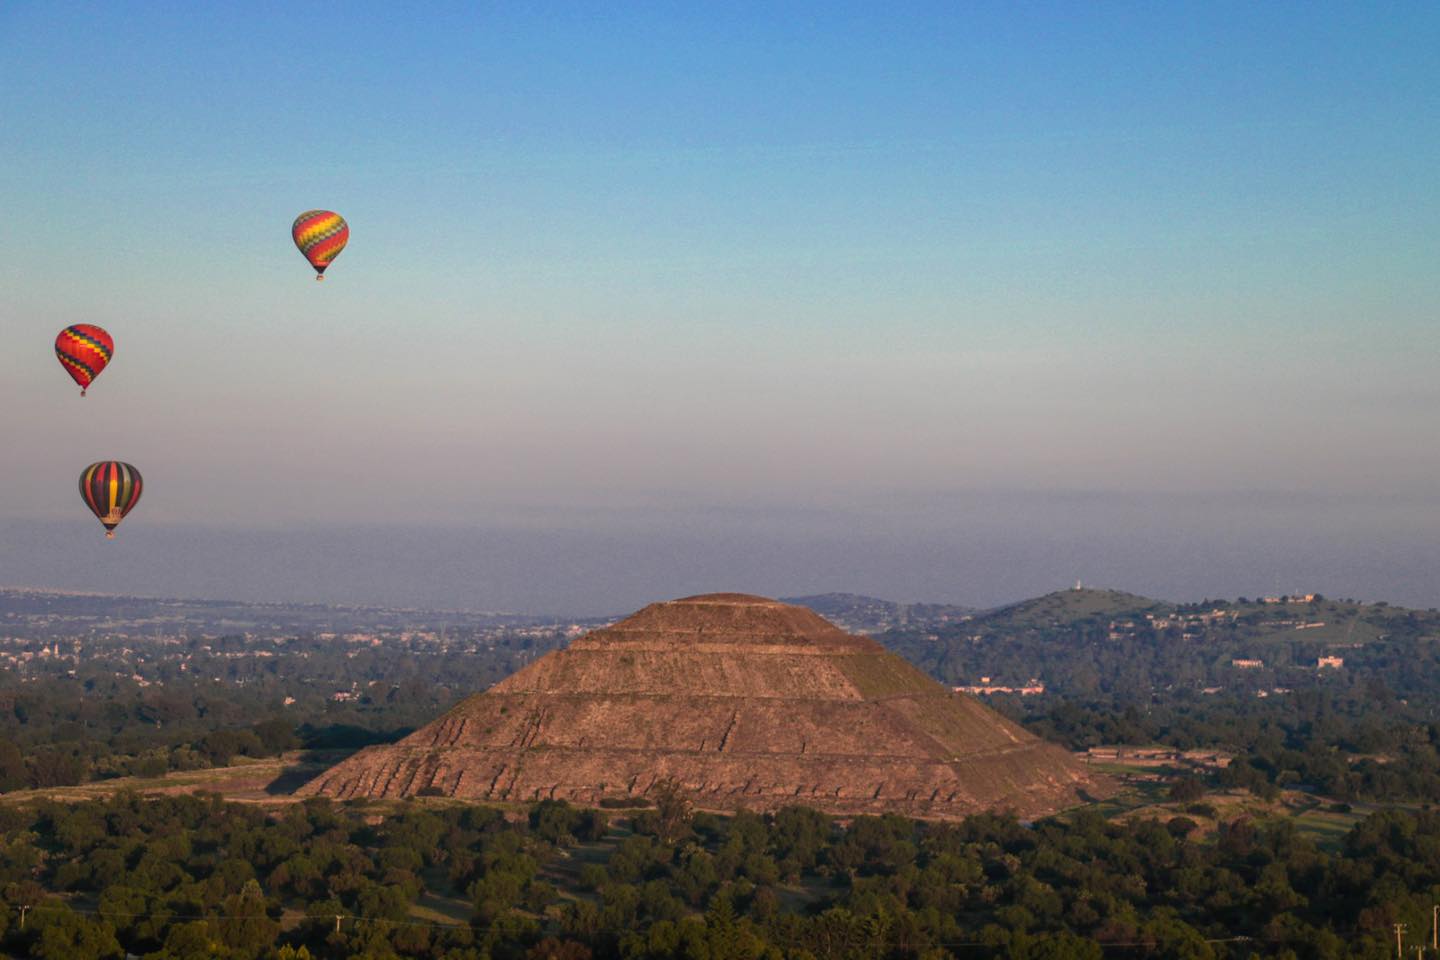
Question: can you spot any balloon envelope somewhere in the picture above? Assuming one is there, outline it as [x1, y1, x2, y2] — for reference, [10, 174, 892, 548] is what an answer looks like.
[79, 461, 143, 539]
[292, 210, 349, 278]
[55, 324, 114, 395]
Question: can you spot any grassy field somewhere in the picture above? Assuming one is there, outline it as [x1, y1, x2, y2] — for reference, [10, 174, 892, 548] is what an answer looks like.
[1063, 753, 1389, 851]
[0, 750, 350, 807]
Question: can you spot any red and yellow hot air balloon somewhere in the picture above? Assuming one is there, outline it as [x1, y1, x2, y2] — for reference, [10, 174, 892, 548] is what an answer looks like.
[292, 210, 349, 280]
[55, 325, 114, 396]
[79, 461, 143, 539]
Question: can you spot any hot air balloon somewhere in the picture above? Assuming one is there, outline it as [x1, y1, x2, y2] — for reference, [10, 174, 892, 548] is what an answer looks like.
[55, 325, 114, 396]
[292, 210, 349, 280]
[79, 461, 143, 539]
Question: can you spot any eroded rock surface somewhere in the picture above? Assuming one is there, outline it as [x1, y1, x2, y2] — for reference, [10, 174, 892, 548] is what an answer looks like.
[299, 594, 1108, 819]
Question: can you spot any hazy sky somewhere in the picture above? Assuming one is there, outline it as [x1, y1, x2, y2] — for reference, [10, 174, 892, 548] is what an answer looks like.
[3, 3, 1438, 612]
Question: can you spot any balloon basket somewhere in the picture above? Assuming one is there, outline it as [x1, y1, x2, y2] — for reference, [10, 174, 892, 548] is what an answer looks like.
[105, 531, 115, 540]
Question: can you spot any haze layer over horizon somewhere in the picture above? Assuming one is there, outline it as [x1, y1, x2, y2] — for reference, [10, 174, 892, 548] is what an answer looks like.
[3, 487, 1438, 615]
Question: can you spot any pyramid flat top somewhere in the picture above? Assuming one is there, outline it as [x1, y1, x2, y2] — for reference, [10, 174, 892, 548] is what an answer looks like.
[670, 593, 780, 603]
[588, 594, 855, 645]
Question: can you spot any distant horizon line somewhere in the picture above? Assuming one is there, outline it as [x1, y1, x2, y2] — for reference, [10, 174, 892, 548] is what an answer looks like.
[1, 581, 1424, 621]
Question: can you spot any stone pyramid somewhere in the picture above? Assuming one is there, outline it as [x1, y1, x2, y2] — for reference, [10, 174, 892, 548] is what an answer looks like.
[300, 594, 1105, 819]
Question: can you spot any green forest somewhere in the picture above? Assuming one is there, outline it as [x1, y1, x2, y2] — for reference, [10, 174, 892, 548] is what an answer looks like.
[1, 789, 1437, 960]
[881, 592, 1440, 803]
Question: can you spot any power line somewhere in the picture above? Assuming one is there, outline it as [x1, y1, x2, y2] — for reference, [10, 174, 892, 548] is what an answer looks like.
[0, 903, 1300, 949]
[15, 903, 472, 930]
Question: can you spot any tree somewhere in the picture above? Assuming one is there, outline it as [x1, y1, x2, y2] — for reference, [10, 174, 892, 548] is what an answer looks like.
[30, 906, 122, 960]
[1168, 778, 1205, 803]
[27, 749, 86, 788]
[1166, 816, 1198, 839]
[151, 920, 227, 959]
[0, 739, 25, 791]
[253, 718, 299, 753]
[528, 937, 592, 960]
[649, 778, 694, 845]
[1012, 931, 1103, 960]
[1140, 913, 1214, 960]
[529, 800, 581, 846]
[217, 879, 279, 956]
[576, 808, 609, 842]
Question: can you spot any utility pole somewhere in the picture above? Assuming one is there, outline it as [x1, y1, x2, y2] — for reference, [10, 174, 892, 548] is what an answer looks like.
[1413, 947, 1424, 960]
[1397, 924, 1409, 960]
[1433, 904, 1438, 951]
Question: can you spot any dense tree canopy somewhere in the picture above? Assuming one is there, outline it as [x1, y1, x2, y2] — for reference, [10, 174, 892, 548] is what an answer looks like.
[0, 793, 1431, 959]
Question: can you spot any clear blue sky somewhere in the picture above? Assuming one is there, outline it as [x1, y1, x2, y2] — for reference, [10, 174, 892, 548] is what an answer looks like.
[2, 3, 1438, 611]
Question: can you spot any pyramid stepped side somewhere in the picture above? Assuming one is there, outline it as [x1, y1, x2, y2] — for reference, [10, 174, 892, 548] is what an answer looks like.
[323, 690, 1025, 758]
[494, 645, 922, 699]
[301, 745, 1089, 820]
[299, 594, 1109, 819]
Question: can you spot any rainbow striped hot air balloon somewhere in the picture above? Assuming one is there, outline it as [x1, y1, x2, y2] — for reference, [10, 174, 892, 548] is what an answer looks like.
[55, 324, 114, 396]
[79, 461, 143, 539]
[292, 210, 349, 280]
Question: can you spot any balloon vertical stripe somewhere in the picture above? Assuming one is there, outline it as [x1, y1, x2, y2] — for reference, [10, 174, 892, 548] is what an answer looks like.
[80, 461, 143, 538]
[80, 464, 100, 515]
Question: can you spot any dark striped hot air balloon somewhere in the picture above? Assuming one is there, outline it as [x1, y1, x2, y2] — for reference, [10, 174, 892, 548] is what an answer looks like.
[55, 324, 114, 396]
[292, 210, 349, 280]
[79, 461, 143, 539]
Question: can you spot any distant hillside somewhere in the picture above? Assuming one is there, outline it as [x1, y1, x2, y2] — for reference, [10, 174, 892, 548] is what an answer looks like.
[877, 589, 1440, 710]
[982, 587, 1169, 627]
[786, 587, 1166, 636]
[780, 592, 973, 634]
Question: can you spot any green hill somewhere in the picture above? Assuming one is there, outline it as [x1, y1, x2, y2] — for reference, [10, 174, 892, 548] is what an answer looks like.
[981, 587, 1169, 627]
[878, 589, 1440, 705]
